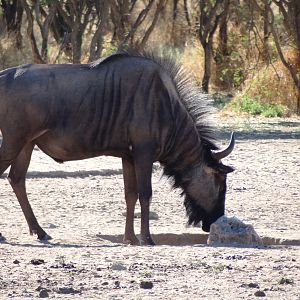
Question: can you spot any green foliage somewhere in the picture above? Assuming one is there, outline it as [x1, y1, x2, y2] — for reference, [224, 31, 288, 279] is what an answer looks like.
[229, 95, 286, 117]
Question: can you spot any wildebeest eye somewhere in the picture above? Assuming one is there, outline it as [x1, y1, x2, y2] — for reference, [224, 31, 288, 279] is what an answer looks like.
[215, 163, 235, 175]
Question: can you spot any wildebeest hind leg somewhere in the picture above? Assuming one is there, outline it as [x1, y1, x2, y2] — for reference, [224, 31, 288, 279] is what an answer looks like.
[8, 142, 51, 240]
[122, 158, 139, 245]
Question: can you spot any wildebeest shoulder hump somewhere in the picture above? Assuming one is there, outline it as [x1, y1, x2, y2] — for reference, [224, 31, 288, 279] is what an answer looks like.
[88, 53, 129, 69]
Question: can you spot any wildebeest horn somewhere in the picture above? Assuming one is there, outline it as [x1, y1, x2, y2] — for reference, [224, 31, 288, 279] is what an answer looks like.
[211, 132, 235, 161]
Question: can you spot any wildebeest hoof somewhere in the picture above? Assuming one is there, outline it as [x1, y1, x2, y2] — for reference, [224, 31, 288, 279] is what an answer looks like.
[30, 228, 52, 241]
[140, 236, 156, 246]
[38, 233, 52, 241]
[123, 237, 140, 246]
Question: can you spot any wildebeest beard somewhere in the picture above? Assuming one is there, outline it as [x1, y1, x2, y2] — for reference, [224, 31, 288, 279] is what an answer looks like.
[184, 193, 210, 226]
[163, 162, 226, 229]
[184, 188, 226, 231]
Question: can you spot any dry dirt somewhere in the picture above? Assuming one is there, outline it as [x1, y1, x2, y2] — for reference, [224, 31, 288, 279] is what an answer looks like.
[0, 116, 299, 299]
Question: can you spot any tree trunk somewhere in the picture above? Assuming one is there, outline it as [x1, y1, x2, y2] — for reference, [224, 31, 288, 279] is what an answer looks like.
[202, 42, 213, 93]
[71, 27, 82, 63]
[198, 0, 225, 93]
[139, 0, 166, 49]
[119, 0, 155, 49]
[183, 0, 191, 27]
[33, 0, 57, 63]
[20, 0, 44, 63]
[294, 0, 300, 114]
[297, 93, 300, 115]
[262, 1, 270, 62]
[214, 0, 230, 89]
[294, 0, 300, 52]
[218, 1, 229, 58]
[89, 1, 109, 61]
[1, 0, 23, 49]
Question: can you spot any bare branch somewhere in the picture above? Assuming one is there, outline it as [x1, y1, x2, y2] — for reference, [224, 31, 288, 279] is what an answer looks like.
[20, 0, 45, 63]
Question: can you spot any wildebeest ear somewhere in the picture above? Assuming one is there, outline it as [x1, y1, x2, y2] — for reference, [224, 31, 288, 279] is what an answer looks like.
[215, 164, 235, 174]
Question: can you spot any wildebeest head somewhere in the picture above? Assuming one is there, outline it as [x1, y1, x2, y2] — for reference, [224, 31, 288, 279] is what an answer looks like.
[183, 133, 235, 232]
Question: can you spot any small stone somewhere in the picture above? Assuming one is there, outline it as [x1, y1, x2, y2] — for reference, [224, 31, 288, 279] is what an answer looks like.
[279, 277, 294, 285]
[62, 263, 76, 269]
[13, 260, 20, 264]
[31, 259, 45, 265]
[39, 289, 49, 298]
[140, 281, 153, 289]
[248, 283, 260, 288]
[48, 223, 57, 229]
[254, 290, 266, 297]
[57, 287, 80, 294]
[111, 262, 127, 271]
[208, 216, 263, 246]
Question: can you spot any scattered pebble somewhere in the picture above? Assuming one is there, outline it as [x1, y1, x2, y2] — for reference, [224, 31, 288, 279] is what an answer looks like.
[111, 262, 127, 271]
[248, 283, 260, 288]
[13, 260, 20, 264]
[140, 281, 153, 289]
[254, 290, 266, 297]
[279, 277, 294, 285]
[57, 287, 80, 295]
[225, 255, 246, 260]
[48, 223, 57, 229]
[39, 289, 49, 298]
[31, 259, 45, 265]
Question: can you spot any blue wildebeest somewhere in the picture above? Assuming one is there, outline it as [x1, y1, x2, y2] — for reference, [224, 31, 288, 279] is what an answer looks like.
[0, 51, 234, 245]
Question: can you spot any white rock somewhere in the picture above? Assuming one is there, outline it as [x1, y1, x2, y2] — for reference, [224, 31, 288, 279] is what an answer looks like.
[111, 262, 127, 271]
[207, 216, 263, 246]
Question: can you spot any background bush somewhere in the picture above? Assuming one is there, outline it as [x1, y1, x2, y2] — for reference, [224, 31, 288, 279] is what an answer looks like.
[0, 0, 299, 116]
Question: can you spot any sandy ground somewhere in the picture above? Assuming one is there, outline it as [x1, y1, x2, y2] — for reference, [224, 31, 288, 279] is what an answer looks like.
[0, 116, 299, 299]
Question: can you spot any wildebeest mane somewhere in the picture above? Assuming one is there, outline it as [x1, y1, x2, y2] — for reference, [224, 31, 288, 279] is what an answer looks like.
[91, 49, 216, 145]
[136, 50, 216, 144]
[90, 49, 219, 227]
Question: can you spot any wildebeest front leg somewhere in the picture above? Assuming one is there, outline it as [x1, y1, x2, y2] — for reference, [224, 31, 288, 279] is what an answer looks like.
[8, 142, 51, 240]
[133, 149, 155, 246]
[122, 158, 139, 245]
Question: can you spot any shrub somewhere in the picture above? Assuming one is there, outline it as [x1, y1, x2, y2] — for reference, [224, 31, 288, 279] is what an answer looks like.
[231, 49, 299, 115]
[229, 95, 286, 117]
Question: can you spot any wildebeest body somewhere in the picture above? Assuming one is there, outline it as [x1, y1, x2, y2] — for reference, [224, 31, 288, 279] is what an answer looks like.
[0, 52, 234, 245]
[1, 56, 188, 162]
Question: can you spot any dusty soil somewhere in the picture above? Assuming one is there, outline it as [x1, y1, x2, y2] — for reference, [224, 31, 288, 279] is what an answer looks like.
[0, 116, 299, 299]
